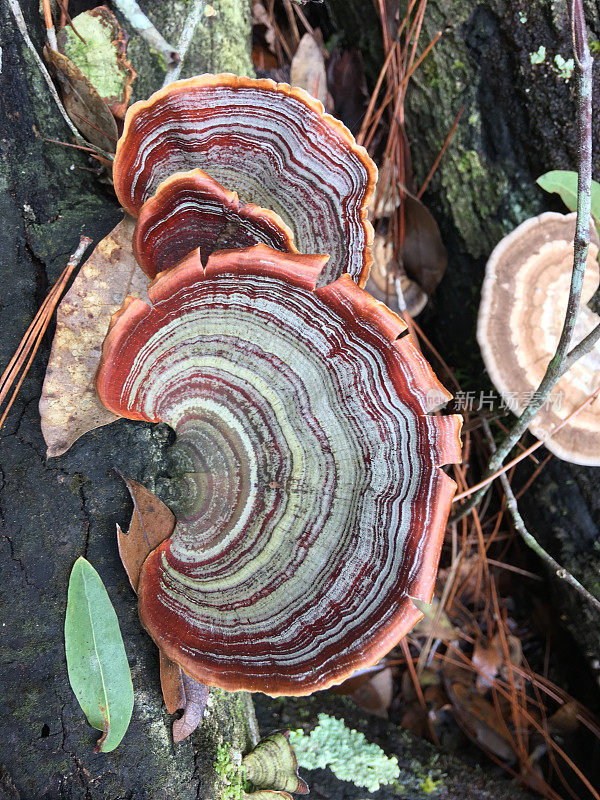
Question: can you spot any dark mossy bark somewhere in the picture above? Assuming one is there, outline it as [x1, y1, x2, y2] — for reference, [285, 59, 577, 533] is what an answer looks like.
[0, 2, 256, 798]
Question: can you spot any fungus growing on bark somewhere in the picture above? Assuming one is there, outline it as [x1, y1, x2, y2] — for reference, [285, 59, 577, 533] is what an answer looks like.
[97, 244, 462, 696]
[133, 169, 297, 278]
[478, 212, 600, 465]
[112, 74, 376, 286]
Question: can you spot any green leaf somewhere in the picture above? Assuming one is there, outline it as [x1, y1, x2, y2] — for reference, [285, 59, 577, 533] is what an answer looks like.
[65, 557, 134, 752]
[537, 170, 600, 224]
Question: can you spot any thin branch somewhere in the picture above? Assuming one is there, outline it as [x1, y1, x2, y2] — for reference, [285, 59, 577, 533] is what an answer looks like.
[417, 104, 464, 198]
[452, 383, 600, 505]
[163, 0, 210, 87]
[453, 5, 593, 519]
[9, 0, 83, 143]
[563, 320, 600, 370]
[111, 0, 180, 67]
[8, 0, 115, 163]
[482, 421, 600, 614]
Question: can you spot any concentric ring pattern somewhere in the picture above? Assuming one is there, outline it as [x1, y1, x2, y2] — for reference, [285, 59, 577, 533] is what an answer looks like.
[133, 168, 297, 278]
[113, 74, 376, 287]
[97, 246, 461, 695]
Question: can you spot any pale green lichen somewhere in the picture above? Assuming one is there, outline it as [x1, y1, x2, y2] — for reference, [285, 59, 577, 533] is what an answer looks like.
[62, 14, 125, 98]
[288, 714, 400, 793]
[530, 45, 546, 65]
[552, 54, 575, 80]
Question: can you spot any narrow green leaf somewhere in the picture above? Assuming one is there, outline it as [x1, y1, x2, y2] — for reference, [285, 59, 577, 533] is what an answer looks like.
[537, 169, 600, 224]
[65, 557, 134, 753]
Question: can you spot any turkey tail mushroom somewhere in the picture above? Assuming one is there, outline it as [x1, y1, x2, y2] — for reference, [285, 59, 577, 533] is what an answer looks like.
[113, 74, 376, 287]
[97, 244, 462, 697]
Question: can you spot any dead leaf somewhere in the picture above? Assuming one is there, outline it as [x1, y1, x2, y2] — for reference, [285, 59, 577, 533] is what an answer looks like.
[446, 681, 516, 763]
[43, 46, 119, 152]
[117, 475, 175, 591]
[172, 672, 209, 743]
[473, 639, 503, 693]
[367, 232, 428, 317]
[57, 6, 137, 121]
[548, 701, 579, 734]
[160, 650, 186, 715]
[328, 49, 369, 135]
[290, 33, 328, 107]
[346, 667, 394, 718]
[39, 217, 148, 457]
[401, 192, 447, 295]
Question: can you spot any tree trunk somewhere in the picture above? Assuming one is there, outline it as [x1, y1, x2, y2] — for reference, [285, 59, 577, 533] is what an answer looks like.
[0, 2, 257, 798]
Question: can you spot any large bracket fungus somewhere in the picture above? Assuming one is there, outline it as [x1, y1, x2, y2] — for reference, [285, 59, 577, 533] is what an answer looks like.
[40, 72, 462, 741]
[478, 212, 600, 465]
[112, 74, 376, 287]
[97, 244, 462, 696]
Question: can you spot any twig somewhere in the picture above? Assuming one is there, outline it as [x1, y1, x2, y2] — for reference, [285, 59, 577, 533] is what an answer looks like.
[453, 3, 593, 520]
[41, 0, 57, 51]
[563, 320, 600, 369]
[0, 236, 92, 430]
[163, 0, 212, 87]
[111, 0, 180, 67]
[9, 0, 83, 143]
[8, 0, 115, 163]
[417, 104, 464, 198]
[482, 420, 600, 614]
[282, 0, 301, 48]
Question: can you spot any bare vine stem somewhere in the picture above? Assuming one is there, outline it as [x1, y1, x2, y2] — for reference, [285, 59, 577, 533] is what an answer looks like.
[481, 421, 600, 614]
[452, 0, 594, 521]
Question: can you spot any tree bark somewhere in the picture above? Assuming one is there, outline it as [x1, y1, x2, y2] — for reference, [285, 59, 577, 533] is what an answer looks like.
[0, 2, 257, 798]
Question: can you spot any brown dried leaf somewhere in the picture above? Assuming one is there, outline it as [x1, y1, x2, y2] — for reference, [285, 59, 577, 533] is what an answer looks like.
[368, 232, 428, 317]
[172, 672, 209, 742]
[348, 667, 394, 718]
[40, 217, 148, 457]
[328, 49, 369, 135]
[548, 701, 579, 734]
[117, 475, 175, 592]
[472, 639, 503, 693]
[447, 681, 516, 763]
[160, 650, 186, 715]
[290, 33, 328, 107]
[401, 192, 447, 295]
[43, 46, 118, 152]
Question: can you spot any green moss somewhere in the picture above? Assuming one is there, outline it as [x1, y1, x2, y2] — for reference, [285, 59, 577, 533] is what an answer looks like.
[62, 14, 125, 98]
[214, 743, 248, 800]
[420, 774, 443, 794]
[441, 150, 507, 257]
[289, 713, 400, 793]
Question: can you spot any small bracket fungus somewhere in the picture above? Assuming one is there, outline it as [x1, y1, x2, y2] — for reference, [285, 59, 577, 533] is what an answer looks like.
[133, 169, 297, 278]
[113, 74, 376, 287]
[97, 244, 462, 697]
[478, 212, 600, 465]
